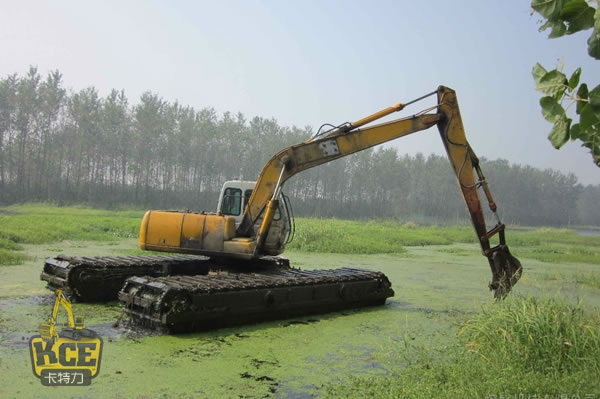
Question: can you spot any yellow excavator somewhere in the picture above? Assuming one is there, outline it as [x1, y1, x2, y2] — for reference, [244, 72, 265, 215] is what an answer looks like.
[39, 288, 96, 342]
[42, 86, 522, 332]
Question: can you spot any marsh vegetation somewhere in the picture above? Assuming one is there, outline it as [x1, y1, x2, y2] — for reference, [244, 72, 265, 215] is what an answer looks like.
[0, 204, 599, 398]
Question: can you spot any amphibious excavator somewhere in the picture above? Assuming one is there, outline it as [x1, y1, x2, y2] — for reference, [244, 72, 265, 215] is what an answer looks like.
[41, 86, 522, 332]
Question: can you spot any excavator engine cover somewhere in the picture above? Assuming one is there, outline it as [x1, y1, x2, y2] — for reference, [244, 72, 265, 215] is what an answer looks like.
[139, 211, 238, 254]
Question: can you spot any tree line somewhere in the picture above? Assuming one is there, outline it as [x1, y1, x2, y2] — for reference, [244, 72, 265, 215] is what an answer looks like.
[0, 67, 598, 226]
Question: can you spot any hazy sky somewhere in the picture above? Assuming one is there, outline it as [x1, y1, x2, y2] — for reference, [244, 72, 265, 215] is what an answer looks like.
[2, 0, 599, 184]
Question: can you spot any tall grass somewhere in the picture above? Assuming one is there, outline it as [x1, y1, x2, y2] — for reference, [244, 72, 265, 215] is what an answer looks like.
[541, 269, 600, 289]
[0, 204, 142, 246]
[0, 204, 142, 265]
[1, 204, 600, 266]
[287, 218, 477, 254]
[324, 296, 600, 398]
[514, 243, 600, 264]
[509, 228, 600, 264]
[461, 296, 600, 374]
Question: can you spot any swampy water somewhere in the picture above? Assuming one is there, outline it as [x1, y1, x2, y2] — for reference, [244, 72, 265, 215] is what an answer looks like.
[1, 239, 599, 398]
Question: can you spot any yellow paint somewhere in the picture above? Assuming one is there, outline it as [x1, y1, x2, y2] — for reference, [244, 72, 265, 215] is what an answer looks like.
[181, 213, 206, 243]
[140, 211, 240, 254]
[223, 237, 255, 255]
[351, 103, 404, 129]
[138, 211, 150, 250]
[30, 335, 102, 377]
[144, 211, 183, 248]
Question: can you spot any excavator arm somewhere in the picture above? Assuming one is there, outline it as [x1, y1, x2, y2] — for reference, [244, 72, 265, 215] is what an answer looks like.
[240, 86, 522, 297]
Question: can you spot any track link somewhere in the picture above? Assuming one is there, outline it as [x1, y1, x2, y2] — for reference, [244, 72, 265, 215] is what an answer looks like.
[119, 267, 394, 332]
[41, 254, 211, 301]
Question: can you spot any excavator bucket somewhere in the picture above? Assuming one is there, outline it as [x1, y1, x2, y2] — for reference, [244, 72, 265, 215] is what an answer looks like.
[489, 247, 522, 299]
[39, 323, 53, 342]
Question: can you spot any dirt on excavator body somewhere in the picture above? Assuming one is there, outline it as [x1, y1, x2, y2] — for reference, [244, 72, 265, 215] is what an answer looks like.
[41, 255, 394, 332]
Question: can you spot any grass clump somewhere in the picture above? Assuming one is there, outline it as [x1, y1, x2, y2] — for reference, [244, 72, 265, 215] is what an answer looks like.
[510, 228, 600, 264]
[514, 243, 600, 264]
[460, 296, 600, 374]
[0, 203, 143, 265]
[323, 296, 600, 398]
[1, 205, 600, 265]
[0, 237, 26, 265]
[288, 218, 478, 254]
[0, 248, 27, 265]
[289, 220, 600, 262]
[541, 269, 600, 289]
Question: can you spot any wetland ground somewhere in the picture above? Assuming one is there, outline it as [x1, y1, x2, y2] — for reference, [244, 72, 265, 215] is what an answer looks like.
[0, 205, 599, 398]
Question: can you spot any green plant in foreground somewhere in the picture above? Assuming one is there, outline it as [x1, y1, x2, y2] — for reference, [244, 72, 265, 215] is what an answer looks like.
[324, 296, 600, 398]
[461, 295, 600, 374]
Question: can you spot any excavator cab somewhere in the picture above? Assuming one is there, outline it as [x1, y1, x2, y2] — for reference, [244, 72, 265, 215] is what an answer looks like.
[62, 316, 85, 329]
[75, 315, 85, 328]
[217, 181, 257, 226]
[217, 180, 293, 253]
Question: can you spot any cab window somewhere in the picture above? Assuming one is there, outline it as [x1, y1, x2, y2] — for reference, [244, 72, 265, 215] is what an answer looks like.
[244, 190, 253, 213]
[221, 188, 242, 216]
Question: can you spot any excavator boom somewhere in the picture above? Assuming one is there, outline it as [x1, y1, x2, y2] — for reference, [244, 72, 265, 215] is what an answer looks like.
[238, 86, 521, 296]
[237, 113, 441, 234]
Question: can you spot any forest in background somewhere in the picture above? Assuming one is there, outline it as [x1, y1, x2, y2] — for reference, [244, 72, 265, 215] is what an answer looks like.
[0, 67, 598, 226]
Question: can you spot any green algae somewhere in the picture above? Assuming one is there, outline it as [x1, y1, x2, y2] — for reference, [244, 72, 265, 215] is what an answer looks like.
[0, 240, 599, 398]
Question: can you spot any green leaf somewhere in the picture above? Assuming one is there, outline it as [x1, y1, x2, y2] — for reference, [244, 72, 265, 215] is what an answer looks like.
[540, 96, 566, 122]
[556, 85, 566, 101]
[548, 115, 571, 148]
[579, 103, 599, 131]
[540, 19, 568, 37]
[589, 84, 600, 118]
[588, 30, 600, 59]
[569, 123, 582, 140]
[568, 67, 581, 90]
[576, 83, 589, 114]
[531, 0, 565, 20]
[532, 63, 548, 86]
[534, 69, 568, 95]
[560, 0, 595, 33]
[589, 7, 600, 59]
